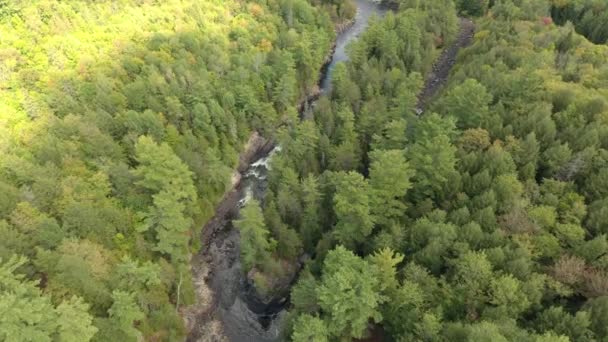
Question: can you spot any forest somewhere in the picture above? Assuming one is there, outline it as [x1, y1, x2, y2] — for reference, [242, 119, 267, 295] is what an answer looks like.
[0, 0, 343, 340]
[2, 0, 608, 341]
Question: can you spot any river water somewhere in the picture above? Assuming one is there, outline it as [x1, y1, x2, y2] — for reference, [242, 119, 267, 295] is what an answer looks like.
[320, 0, 388, 92]
[203, 1, 387, 341]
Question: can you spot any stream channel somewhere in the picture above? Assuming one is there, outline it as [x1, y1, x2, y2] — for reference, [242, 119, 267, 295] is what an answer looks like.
[190, 1, 388, 341]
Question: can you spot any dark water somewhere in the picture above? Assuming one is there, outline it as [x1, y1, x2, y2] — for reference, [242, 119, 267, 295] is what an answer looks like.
[210, 2, 387, 341]
[320, 0, 389, 92]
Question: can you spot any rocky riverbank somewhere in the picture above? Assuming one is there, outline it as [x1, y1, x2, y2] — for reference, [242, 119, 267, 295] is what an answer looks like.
[183, 132, 274, 342]
[416, 17, 476, 113]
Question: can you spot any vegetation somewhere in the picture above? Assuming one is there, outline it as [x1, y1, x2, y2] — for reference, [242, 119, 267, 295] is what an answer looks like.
[3, 0, 608, 340]
[235, 0, 608, 340]
[550, 0, 608, 44]
[0, 0, 350, 339]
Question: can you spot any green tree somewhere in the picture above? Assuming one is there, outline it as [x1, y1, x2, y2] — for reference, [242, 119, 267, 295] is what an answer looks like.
[486, 274, 530, 318]
[585, 296, 608, 339]
[382, 280, 427, 340]
[273, 51, 298, 113]
[586, 198, 608, 235]
[300, 175, 322, 252]
[371, 119, 409, 151]
[438, 78, 492, 128]
[455, 0, 489, 16]
[292, 314, 329, 342]
[234, 199, 276, 271]
[133, 136, 197, 263]
[316, 246, 384, 339]
[368, 149, 414, 226]
[331, 172, 374, 249]
[0, 256, 97, 341]
[291, 269, 319, 313]
[467, 321, 508, 342]
[408, 114, 458, 201]
[34, 239, 113, 314]
[107, 291, 144, 341]
[536, 306, 593, 342]
[453, 251, 493, 319]
[55, 296, 98, 342]
[112, 256, 161, 292]
[408, 215, 457, 273]
[329, 107, 361, 171]
[368, 247, 404, 295]
[492, 174, 524, 214]
[535, 332, 571, 342]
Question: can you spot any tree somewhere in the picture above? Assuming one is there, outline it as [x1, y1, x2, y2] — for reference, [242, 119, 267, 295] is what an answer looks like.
[536, 306, 593, 342]
[329, 107, 361, 171]
[272, 51, 297, 113]
[133, 136, 197, 263]
[408, 114, 457, 201]
[585, 296, 608, 339]
[316, 246, 384, 339]
[7, 202, 63, 253]
[141, 190, 193, 263]
[487, 274, 530, 318]
[438, 78, 492, 128]
[331, 172, 374, 249]
[112, 256, 161, 292]
[535, 332, 571, 342]
[0, 181, 18, 218]
[492, 174, 524, 214]
[575, 235, 608, 265]
[234, 199, 276, 271]
[541, 143, 572, 177]
[331, 63, 360, 107]
[300, 175, 322, 252]
[291, 314, 329, 342]
[34, 239, 113, 314]
[467, 322, 509, 342]
[368, 247, 404, 295]
[107, 291, 144, 341]
[288, 121, 321, 177]
[0, 256, 97, 341]
[371, 119, 408, 151]
[408, 216, 457, 273]
[291, 269, 319, 313]
[453, 251, 493, 319]
[586, 198, 608, 235]
[382, 280, 427, 340]
[554, 223, 585, 247]
[55, 296, 98, 342]
[265, 199, 302, 261]
[455, 0, 489, 16]
[368, 150, 414, 226]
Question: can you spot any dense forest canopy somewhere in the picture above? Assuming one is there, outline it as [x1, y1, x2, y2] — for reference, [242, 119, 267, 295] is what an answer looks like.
[550, 0, 608, 44]
[244, 0, 608, 340]
[2, 0, 608, 341]
[0, 0, 347, 339]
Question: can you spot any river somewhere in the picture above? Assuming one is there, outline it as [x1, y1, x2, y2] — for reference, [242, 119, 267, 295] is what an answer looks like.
[188, 1, 387, 341]
[321, 0, 389, 92]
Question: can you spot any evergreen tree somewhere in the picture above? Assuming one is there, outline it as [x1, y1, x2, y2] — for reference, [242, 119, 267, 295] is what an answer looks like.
[331, 172, 374, 249]
[369, 149, 414, 226]
[107, 291, 144, 341]
[234, 199, 276, 271]
[316, 246, 384, 339]
[133, 136, 197, 263]
[291, 314, 329, 342]
[0, 256, 97, 341]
